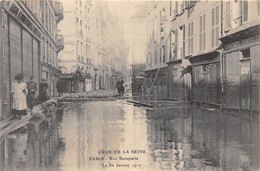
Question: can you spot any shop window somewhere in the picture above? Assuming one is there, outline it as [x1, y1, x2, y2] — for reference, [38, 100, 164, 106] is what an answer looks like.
[202, 64, 210, 74]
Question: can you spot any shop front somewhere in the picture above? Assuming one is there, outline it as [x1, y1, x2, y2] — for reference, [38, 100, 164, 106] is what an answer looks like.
[190, 51, 221, 107]
[144, 67, 168, 101]
[0, 1, 42, 120]
[221, 24, 260, 112]
[167, 59, 192, 101]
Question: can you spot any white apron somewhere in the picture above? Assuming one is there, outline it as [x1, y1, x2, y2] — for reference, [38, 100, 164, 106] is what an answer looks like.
[11, 82, 28, 110]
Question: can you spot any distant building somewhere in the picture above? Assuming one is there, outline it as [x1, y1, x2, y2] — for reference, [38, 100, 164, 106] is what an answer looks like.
[58, 0, 128, 91]
[0, 0, 64, 120]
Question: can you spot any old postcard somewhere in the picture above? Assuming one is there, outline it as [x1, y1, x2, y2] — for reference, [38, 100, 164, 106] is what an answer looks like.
[0, 0, 259, 171]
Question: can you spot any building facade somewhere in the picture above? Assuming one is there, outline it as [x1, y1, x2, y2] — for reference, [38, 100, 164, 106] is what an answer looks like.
[221, 0, 260, 113]
[0, 0, 63, 120]
[58, 0, 128, 91]
[145, 0, 260, 112]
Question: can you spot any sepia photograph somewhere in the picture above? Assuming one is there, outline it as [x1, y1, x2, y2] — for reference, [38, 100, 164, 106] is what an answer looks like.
[0, 0, 259, 170]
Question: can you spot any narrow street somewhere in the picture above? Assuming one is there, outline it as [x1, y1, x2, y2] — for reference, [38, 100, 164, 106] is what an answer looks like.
[0, 101, 259, 171]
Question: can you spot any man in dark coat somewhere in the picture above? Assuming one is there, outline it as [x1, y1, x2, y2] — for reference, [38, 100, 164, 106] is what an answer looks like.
[56, 78, 63, 97]
[116, 78, 121, 96]
[26, 76, 38, 110]
[119, 77, 125, 96]
[39, 78, 48, 102]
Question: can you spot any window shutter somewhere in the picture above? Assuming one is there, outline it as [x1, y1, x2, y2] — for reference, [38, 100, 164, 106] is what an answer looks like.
[200, 16, 202, 51]
[203, 14, 206, 32]
[258, 0, 260, 16]
[225, 1, 231, 30]
[243, 0, 248, 22]
[216, 6, 219, 25]
[212, 8, 215, 27]
[216, 26, 219, 47]
[211, 28, 215, 48]
[175, 29, 178, 59]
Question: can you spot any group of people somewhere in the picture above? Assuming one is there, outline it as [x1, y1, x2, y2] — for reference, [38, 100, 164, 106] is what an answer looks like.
[11, 73, 49, 119]
[116, 77, 125, 96]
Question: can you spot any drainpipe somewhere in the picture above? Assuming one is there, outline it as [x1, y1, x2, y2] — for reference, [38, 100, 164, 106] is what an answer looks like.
[220, 0, 224, 110]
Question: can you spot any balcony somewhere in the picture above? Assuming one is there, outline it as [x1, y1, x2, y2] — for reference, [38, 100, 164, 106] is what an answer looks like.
[56, 34, 64, 51]
[54, 2, 64, 23]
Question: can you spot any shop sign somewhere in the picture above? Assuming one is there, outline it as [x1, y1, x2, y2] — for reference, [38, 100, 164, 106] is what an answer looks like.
[8, 2, 42, 39]
[224, 35, 260, 50]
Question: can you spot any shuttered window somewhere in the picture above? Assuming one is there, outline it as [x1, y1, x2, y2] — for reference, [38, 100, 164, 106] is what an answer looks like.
[243, 0, 248, 22]
[199, 14, 206, 51]
[211, 6, 220, 48]
[258, 0, 260, 16]
[226, 1, 231, 29]
[188, 22, 194, 54]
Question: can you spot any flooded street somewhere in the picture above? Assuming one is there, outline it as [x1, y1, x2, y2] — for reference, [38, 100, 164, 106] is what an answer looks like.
[0, 101, 259, 171]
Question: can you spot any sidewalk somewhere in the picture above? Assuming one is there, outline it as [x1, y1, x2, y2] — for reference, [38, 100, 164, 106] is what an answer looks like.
[0, 98, 61, 141]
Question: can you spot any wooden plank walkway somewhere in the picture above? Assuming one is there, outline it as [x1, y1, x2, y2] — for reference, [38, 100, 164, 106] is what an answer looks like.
[0, 98, 60, 141]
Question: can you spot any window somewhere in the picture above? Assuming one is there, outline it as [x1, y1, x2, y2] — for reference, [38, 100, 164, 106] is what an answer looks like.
[188, 21, 194, 54]
[154, 48, 157, 65]
[170, 31, 176, 60]
[202, 64, 210, 74]
[242, 0, 248, 22]
[211, 6, 220, 48]
[161, 46, 165, 63]
[225, 1, 231, 30]
[199, 14, 206, 51]
[258, 0, 260, 16]
[76, 41, 79, 55]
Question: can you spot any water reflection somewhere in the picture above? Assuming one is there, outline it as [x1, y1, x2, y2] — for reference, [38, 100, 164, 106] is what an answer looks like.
[0, 110, 64, 171]
[0, 101, 259, 171]
[147, 107, 259, 171]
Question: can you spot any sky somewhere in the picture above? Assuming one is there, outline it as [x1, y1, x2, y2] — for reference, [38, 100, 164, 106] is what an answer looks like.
[107, 1, 147, 64]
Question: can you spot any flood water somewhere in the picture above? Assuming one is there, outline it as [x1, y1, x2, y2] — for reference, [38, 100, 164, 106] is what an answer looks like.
[0, 101, 259, 171]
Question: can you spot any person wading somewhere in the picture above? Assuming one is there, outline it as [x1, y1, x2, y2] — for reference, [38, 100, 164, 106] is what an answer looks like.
[11, 74, 28, 119]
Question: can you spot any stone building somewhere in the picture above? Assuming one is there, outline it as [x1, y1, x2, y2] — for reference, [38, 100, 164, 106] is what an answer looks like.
[0, 0, 64, 120]
[58, 0, 128, 91]
[58, 0, 93, 92]
[145, 0, 260, 112]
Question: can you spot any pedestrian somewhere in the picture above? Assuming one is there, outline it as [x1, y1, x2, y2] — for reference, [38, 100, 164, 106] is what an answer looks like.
[116, 78, 121, 96]
[56, 78, 63, 97]
[26, 76, 38, 111]
[119, 77, 125, 96]
[39, 78, 48, 102]
[11, 73, 28, 119]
